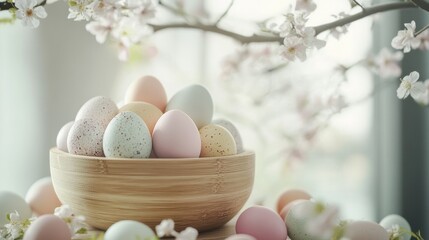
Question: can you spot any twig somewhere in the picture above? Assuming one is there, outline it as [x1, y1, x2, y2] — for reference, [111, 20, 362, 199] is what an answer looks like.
[415, 23, 429, 36]
[214, 0, 235, 26]
[410, 0, 429, 12]
[352, 0, 366, 11]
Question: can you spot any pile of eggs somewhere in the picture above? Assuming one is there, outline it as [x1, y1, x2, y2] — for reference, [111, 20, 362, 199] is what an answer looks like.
[228, 189, 415, 240]
[56, 75, 243, 158]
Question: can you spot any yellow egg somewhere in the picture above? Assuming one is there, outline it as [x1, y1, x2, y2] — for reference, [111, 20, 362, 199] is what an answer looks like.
[119, 102, 163, 134]
[199, 124, 237, 157]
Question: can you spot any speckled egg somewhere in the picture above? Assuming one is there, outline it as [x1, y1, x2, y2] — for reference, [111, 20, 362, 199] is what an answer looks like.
[119, 102, 163, 134]
[226, 234, 257, 240]
[124, 75, 168, 112]
[25, 177, 62, 216]
[344, 220, 389, 240]
[0, 191, 32, 226]
[236, 206, 287, 240]
[67, 118, 105, 157]
[277, 189, 312, 213]
[104, 220, 156, 240]
[56, 121, 74, 152]
[199, 124, 237, 157]
[166, 84, 214, 129]
[75, 96, 118, 127]
[285, 200, 327, 240]
[23, 215, 71, 240]
[153, 110, 201, 158]
[380, 214, 411, 240]
[103, 112, 152, 158]
[213, 118, 244, 153]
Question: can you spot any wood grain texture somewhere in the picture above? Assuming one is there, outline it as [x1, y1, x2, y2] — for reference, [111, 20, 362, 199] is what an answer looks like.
[50, 148, 254, 232]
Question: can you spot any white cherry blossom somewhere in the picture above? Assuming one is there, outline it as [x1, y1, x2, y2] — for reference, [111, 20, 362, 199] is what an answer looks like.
[372, 48, 404, 79]
[68, 0, 94, 21]
[397, 71, 425, 100]
[175, 227, 198, 240]
[280, 36, 307, 61]
[15, 0, 47, 28]
[155, 219, 175, 237]
[414, 79, 429, 105]
[86, 17, 115, 43]
[391, 21, 421, 53]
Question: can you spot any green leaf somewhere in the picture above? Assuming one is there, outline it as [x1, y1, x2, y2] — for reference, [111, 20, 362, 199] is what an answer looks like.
[6, 213, 10, 222]
[68, 0, 77, 7]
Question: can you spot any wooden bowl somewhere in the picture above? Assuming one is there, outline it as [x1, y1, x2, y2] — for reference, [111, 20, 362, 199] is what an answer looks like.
[50, 148, 255, 231]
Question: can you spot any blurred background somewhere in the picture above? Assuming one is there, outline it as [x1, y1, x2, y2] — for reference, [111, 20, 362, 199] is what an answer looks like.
[0, 0, 428, 236]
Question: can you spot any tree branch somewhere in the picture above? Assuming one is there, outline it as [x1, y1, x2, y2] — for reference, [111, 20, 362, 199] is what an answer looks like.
[215, 0, 235, 25]
[151, 1, 418, 44]
[150, 23, 281, 44]
[313, 2, 416, 35]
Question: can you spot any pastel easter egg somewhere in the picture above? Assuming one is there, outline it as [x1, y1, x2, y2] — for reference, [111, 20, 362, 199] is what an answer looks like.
[226, 234, 257, 240]
[103, 112, 152, 158]
[344, 220, 389, 240]
[75, 96, 118, 127]
[166, 84, 213, 128]
[104, 220, 156, 240]
[67, 118, 105, 157]
[119, 102, 163, 134]
[25, 177, 62, 216]
[23, 215, 71, 240]
[153, 110, 201, 158]
[280, 199, 307, 220]
[236, 206, 288, 240]
[277, 189, 312, 213]
[213, 118, 244, 153]
[0, 191, 32, 226]
[124, 75, 168, 112]
[199, 124, 237, 157]
[285, 200, 327, 240]
[380, 214, 411, 240]
[56, 121, 74, 152]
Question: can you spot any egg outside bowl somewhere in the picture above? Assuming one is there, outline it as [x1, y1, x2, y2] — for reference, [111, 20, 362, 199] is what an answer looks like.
[49, 148, 255, 232]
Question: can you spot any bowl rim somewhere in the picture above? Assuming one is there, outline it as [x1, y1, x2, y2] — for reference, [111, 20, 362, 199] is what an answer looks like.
[50, 147, 255, 163]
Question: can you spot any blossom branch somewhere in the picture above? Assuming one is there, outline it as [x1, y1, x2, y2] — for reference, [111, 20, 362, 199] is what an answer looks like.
[313, 2, 416, 35]
[151, 2, 417, 44]
[352, 0, 366, 11]
[415, 23, 429, 36]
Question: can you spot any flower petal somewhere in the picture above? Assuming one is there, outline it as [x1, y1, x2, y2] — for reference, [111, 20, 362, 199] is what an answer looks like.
[410, 82, 426, 99]
[397, 85, 409, 99]
[409, 71, 420, 83]
[34, 6, 48, 19]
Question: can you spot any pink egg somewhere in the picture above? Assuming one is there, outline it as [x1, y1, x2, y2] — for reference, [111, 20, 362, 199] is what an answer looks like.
[56, 121, 74, 152]
[276, 189, 311, 213]
[153, 110, 201, 158]
[23, 215, 71, 240]
[236, 206, 288, 240]
[25, 177, 62, 216]
[124, 75, 168, 112]
[225, 234, 257, 240]
[344, 220, 389, 240]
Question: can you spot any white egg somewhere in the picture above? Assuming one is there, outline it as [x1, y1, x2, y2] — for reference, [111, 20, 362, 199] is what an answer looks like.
[103, 112, 152, 158]
[0, 191, 32, 226]
[344, 220, 389, 240]
[213, 118, 244, 153]
[285, 200, 328, 240]
[104, 220, 155, 240]
[380, 214, 411, 240]
[56, 121, 74, 152]
[75, 96, 118, 127]
[166, 84, 213, 129]
[67, 118, 105, 157]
